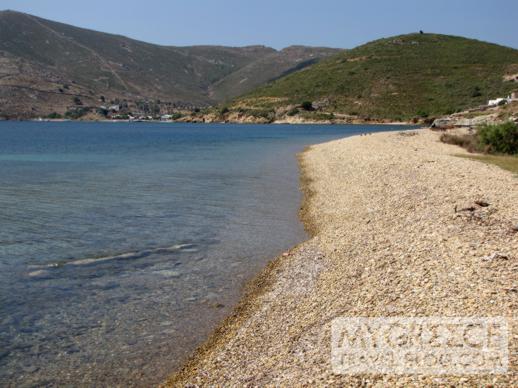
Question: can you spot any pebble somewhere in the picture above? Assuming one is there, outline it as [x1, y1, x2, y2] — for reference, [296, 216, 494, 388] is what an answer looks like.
[166, 129, 518, 387]
[154, 270, 181, 278]
[22, 365, 39, 373]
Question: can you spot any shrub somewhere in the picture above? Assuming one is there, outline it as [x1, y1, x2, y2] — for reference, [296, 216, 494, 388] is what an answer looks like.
[287, 107, 299, 116]
[47, 112, 62, 119]
[219, 106, 230, 115]
[301, 101, 314, 111]
[440, 132, 479, 153]
[65, 107, 89, 119]
[171, 113, 183, 120]
[96, 108, 108, 117]
[313, 112, 335, 121]
[478, 122, 518, 154]
[416, 110, 429, 118]
[443, 108, 456, 115]
[471, 86, 482, 98]
[73, 96, 82, 105]
[252, 109, 275, 121]
[236, 107, 275, 122]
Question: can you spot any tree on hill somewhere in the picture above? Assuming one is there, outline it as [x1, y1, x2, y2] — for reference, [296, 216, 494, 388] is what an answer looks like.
[301, 101, 314, 111]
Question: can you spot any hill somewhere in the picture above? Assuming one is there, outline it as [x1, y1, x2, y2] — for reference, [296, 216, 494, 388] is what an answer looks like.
[208, 46, 339, 102]
[225, 33, 518, 122]
[0, 10, 339, 118]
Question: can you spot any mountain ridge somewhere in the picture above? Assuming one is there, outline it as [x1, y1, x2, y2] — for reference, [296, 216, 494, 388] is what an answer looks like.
[0, 10, 340, 118]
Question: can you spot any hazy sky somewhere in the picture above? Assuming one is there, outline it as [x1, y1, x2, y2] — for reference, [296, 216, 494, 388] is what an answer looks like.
[2, 0, 517, 49]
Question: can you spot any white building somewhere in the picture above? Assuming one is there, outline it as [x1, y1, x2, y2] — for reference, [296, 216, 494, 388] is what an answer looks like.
[488, 97, 508, 107]
[488, 93, 518, 106]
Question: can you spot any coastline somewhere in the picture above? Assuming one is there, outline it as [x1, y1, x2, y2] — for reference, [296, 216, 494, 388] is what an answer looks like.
[3, 116, 417, 126]
[162, 145, 322, 387]
[163, 128, 517, 386]
[162, 138, 328, 387]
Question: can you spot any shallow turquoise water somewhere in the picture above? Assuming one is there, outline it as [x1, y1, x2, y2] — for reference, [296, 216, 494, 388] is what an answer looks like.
[0, 122, 414, 386]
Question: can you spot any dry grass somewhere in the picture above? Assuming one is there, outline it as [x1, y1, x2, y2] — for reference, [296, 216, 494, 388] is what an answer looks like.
[440, 132, 480, 152]
[456, 153, 518, 175]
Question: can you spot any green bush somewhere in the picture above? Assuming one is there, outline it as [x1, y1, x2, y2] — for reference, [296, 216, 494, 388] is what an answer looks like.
[252, 109, 275, 121]
[238, 108, 275, 121]
[287, 107, 299, 116]
[47, 112, 62, 119]
[478, 122, 518, 154]
[96, 108, 108, 117]
[314, 112, 335, 121]
[471, 86, 482, 98]
[301, 101, 314, 111]
[65, 107, 89, 119]
[443, 108, 456, 115]
[219, 106, 230, 115]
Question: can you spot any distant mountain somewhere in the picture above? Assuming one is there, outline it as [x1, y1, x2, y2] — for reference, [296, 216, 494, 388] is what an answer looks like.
[227, 33, 518, 122]
[208, 46, 340, 102]
[0, 10, 340, 118]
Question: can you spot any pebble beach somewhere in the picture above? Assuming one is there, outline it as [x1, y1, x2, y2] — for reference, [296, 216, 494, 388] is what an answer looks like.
[165, 129, 517, 387]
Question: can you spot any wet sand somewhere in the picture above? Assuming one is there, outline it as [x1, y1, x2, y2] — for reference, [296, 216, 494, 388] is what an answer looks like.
[165, 129, 517, 386]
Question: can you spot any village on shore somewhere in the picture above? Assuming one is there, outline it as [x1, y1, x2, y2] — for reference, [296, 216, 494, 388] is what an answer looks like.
[27, 91, 518, 127]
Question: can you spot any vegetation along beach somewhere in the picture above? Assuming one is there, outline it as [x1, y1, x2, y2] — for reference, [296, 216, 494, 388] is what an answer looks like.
[0, 1, 517, 386]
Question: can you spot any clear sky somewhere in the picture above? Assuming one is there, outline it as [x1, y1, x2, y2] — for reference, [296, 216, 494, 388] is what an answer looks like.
[2, 0, 517, 49]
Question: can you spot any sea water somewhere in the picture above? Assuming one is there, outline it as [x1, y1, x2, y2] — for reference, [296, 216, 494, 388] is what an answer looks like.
[0, 122, 413, 386]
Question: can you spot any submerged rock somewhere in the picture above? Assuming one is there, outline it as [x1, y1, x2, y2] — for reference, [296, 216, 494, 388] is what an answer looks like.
[27, 270, 51, 279]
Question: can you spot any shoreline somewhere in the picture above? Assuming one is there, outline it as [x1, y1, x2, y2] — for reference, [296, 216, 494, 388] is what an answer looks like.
[1, 117, 417, 126]
[163, 128, 517, 386]
[162, 144, 321, 387]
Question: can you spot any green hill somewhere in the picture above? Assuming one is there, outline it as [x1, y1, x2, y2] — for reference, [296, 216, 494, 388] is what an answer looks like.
[208, 46, 340, 102]
[230, 33, 518, 122]
[0, 10, 339, 118]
